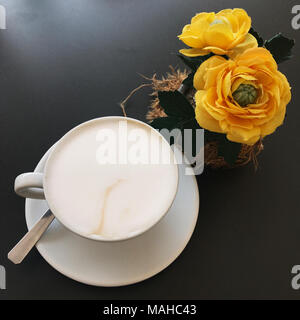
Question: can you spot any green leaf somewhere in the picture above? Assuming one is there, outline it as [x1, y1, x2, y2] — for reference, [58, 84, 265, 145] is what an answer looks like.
[150, 115, 201, 150]
[204, 131, 241, 166]
[181, 117, 201, 130]
[177, 53, 214, 71]
[180, 118, 202, 156]
[249, 27, 264, 47]
[218, 139, 242, 166]
[182, 72, 195, 88]
[204, 131, 226, 144]
[264, 33, 295, 63]
[150, 116, 180, 131]
[158, 90, 195, 119]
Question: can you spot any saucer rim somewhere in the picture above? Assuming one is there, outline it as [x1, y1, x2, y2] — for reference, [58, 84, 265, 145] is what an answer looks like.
[25, 145, 200, 287]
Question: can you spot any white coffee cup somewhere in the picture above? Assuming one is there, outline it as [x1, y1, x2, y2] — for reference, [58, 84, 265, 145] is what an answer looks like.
[14, 117, 178, 242]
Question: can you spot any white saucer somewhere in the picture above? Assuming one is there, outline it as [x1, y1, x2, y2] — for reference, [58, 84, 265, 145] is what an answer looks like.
[25, 146, 199, 287]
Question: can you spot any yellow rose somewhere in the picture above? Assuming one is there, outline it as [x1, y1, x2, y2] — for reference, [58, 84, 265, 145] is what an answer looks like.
[178, 8, 258, 59]
[194, 47, 291, 145]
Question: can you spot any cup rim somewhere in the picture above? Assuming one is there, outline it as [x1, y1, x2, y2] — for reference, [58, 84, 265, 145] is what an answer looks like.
[43, 116, 179, 242]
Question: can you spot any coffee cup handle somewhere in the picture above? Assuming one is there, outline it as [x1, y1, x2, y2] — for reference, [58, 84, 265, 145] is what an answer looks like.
[14, 173, 45, 199]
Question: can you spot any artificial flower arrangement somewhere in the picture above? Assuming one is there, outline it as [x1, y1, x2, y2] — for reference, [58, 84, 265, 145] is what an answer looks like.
[144, 8, 294, 168]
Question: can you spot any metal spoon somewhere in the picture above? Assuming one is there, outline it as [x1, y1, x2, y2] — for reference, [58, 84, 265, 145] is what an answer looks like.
[8, 210, 55, 264]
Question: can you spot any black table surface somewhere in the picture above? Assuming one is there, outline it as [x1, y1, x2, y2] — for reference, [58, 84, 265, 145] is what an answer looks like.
[0, 0, 299, 300]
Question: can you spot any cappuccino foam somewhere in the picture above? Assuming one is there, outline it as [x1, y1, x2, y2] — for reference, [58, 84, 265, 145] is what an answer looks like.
[44, 118, 178, 240]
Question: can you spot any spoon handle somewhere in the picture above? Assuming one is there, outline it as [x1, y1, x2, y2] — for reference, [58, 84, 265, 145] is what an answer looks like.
[8, 210, 55, 264]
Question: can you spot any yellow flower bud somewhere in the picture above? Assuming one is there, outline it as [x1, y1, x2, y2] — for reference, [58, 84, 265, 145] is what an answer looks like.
[178, 8, 258, 59]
